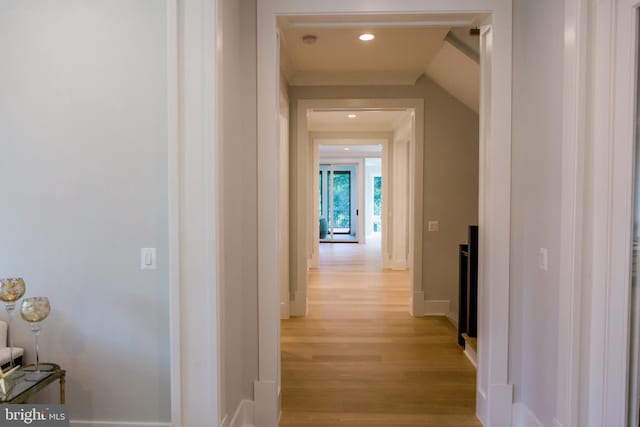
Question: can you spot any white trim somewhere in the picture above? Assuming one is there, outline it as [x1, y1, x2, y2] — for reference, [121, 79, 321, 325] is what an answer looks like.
[489, 384, 514, 427]
[256, 1, 282, 424]
[290, 289, 306, 317]
[588, 0, 640, 426]
[423, 300, 451, 316]
[170, 0, 221, 425]
[253, 381, 279, 427]
[166, 1, 181, 426]
[512, 403, 544, 427]
[388, 260, 409, 270]
[258, 3, 513, 427]
[556, 0, 588, 425]
[411, 291, 425, 316]
[71, 423, 170, 427]
[300, 99, 421, 307]
[288, 19, 475, 29]
[464, 343, 478, 369]
[223, 400, 255, 427]
[446, 311, 458, 328]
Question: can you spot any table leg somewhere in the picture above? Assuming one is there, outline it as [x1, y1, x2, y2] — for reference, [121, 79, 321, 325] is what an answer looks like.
[59, 373, 65, 404]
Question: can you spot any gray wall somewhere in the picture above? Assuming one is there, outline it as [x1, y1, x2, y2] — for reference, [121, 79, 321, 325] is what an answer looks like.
[0, 1, 170, 422]
[509, 0, 564, 423]
[289, 76, 479, 317]
[219, 0, 260, 420]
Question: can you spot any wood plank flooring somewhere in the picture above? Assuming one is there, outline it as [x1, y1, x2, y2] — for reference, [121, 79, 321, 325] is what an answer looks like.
[280, 239, 480, 427]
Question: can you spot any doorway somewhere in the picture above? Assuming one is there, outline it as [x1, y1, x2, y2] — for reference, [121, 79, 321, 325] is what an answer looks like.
[257, 4, 514, 427]
[319, 163, 358, 242]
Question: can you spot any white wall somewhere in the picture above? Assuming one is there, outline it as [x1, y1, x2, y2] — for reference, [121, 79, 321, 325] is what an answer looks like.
[0, 1, 170, 423]
[390, 116, 411, 269]
[365, 158, 382, 237]
[509, 0, 564, 424]
[219, 0, 260, 422]
[288, 77, 479, 317]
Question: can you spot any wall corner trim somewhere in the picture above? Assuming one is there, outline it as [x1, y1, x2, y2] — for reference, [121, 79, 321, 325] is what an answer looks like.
[446, 311, 458, 328]
[512, 402, 545, 427]
[223, 400, 255, 427]
[290, 289, 307, 316]
[254, 380, 279, 427]
[411, 291, 425, 316]
[489, 384, 514, 426]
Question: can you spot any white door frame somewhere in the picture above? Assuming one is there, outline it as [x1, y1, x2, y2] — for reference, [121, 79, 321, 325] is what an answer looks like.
[297, 99, 421, 318]
[317, 159, 364, 244]
[313, 135, 389, 259]
[257, 1, 513, 426]
[585, 0, 640, 425]
[168, 0, 222, 425]
[313, 133, 389, 253]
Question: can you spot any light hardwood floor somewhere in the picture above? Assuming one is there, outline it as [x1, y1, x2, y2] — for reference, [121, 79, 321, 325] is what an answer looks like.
[280, 238, 480, 427]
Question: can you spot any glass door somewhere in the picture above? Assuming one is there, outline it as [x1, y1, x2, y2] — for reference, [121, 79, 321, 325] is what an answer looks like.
[331, 171, 351, 235]
[319, 164, 357, 242]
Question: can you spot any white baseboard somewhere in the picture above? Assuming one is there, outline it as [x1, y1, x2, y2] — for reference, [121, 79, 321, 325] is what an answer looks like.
[290, 290, 306, 316]
[512, 402, 544, 427]
[423, 300, 451, 316]
[254, 380, 279, 427]
[445, 311, 458, 328]
[464, 342, 477, 368]
[476, 388, 488, 426]
[71, 422, 169, 427]
[389, 259, 408, 270]
[223, 400, 255, 427]
[489, 384, 513, 427]
[411, 291, 424, 316]
[280, 301, 289, 319]
[382, 256, 391, 269]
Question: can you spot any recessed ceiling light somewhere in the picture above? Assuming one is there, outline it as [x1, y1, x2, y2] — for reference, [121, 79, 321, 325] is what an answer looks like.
[359, 33, 375, 41]
[348, 114, 357, 118]
[344, 147, 351, 151]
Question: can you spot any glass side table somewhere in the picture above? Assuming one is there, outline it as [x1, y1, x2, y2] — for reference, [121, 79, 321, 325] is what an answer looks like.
[0, 363, 65, 404]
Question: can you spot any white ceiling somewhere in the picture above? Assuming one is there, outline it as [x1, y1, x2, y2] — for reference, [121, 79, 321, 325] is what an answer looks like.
[279, 13, 484, 87]
[308, 110, 411, 132]
[319, 144, 382, 153]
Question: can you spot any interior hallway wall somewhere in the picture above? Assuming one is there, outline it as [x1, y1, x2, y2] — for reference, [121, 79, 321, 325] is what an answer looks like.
[509, 0, 564, 423]
[219, 0, 260, 421]
[0, 1, 170, 422]
[288, 75, 479, 318]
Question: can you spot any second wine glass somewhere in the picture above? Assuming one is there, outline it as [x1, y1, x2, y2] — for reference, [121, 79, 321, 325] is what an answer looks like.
[20, 297, 52, 380]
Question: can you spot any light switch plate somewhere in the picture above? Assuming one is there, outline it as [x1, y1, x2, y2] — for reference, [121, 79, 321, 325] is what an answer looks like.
[539, 248, 548, 271]
[141, 248, 157, 270]
[428, 221, 439, 232]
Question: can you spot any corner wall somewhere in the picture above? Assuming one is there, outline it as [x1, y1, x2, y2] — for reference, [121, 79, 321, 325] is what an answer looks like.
[219, 0, 260, 422]
[509, 0, 564, 424]
[288, 76, 479, 318]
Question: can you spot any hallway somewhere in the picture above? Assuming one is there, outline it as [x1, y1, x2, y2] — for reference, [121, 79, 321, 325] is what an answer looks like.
[280, 241, 480, 426]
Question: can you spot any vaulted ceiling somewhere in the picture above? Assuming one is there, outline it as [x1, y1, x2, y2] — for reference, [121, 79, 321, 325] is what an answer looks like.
[279, 14, 483, 112]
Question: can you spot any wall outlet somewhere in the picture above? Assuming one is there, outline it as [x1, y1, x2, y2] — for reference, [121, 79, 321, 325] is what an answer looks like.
[428, 220, 439, 232]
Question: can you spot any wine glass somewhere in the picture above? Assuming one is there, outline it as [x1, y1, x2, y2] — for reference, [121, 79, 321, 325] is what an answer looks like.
[0, 278, 26, 374]
[20, 297, 51, 380]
